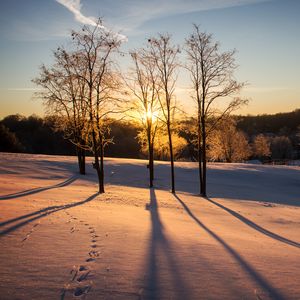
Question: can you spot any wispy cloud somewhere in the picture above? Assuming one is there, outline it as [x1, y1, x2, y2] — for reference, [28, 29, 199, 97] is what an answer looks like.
[55, 0, 127, 41]
[99, 0, 270, 34]
[55, 0, 97, 26]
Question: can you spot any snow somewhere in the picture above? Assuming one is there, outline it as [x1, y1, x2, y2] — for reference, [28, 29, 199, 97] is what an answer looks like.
[0, 152, 299, 299]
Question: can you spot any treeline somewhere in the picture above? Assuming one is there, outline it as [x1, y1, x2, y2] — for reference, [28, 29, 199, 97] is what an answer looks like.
[0, 114, 141, 158]
[236, 109, 300, 136]
[1, 110, 299, 161]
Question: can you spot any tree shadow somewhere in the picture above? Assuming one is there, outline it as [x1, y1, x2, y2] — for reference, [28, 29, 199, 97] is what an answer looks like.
[0, 192, 99, 236]
[103, 160, 300, 207]
[173, 194, 286, 300]
[205, 197, 300, 249]
[0, 175, 77, 200]
[143, 188, 191, 299]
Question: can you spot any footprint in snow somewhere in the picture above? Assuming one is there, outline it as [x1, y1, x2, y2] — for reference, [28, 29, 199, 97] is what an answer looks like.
[88, 250, 100, 258]
[76, 271, 90, 282]
[86, 257, 95, 262]
[79, 265, 88, 272]
[74, 285, 91, 297]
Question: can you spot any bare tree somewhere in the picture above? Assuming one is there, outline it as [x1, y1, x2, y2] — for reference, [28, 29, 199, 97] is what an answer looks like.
[70, 20, 123, 193]
[147, 34, 180, 193]
[185, 24, 247, 196]
[33, 47, 88, 175]
[34, 19, 123, 193]
[127, 50, 161, 187]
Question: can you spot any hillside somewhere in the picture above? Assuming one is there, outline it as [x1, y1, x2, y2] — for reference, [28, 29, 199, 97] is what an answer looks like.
[0, 153, 299, 299]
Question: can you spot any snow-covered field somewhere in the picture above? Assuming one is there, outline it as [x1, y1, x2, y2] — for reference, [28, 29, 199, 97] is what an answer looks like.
[0, 152, 299, 300]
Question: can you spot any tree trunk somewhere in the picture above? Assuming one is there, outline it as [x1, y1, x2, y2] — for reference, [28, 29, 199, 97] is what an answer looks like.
[197, 118, 203, 195]
[91, 127, 104, 194]
[201, 116, 207, 197]
[76, 146, 86, 175]
[198, 139, 203, 196]
[93, 153, 103, 194]
[149, 143, 154, 187]
[167, 123, 175, 193]
[147, 126, 154, 188]
[99, 134, 105, 194]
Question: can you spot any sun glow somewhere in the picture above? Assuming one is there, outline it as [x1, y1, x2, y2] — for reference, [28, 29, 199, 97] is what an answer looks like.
[143, 110, 158, 123]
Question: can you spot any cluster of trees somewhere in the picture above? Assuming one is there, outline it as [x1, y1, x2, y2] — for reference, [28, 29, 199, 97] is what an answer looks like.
[2, 112, 298, 163]
[178, 117, 298, 163]
[2, 20, 299, 196]
[0, 114, 141, 157]
[29, 20, 247, 196]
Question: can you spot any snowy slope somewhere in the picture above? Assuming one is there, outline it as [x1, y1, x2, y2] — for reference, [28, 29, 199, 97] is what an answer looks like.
[0, 153, 299, 299]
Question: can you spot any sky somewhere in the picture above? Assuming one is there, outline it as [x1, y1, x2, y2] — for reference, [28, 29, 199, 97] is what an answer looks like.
[0, 0, 299, 118]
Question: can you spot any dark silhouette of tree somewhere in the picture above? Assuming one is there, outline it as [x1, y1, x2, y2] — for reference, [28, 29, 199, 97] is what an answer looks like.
[33, 47, 88, 174]
[106, 120, 141, 158]
[185, 24, 247, 196]
[0, 124, 24, 152]
[147, 34, 180, 193]
[33, 19, 124, 193]
[270, 136, 293, 160]
[69, 20, 124, 193]
[127, 50, 161, 187]
[236, 109, 300, 136]
[0, 114, 74, 155]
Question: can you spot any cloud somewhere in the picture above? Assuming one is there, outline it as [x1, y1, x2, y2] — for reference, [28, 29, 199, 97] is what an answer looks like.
[98, 0, 270, 34]
[55, 0, 97, 26]
[55, 0, 127, 41]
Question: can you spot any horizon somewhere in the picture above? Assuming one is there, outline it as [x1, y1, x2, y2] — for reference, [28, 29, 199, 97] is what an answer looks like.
[1, 107, 300, 121]
[0, 0, 299, 118]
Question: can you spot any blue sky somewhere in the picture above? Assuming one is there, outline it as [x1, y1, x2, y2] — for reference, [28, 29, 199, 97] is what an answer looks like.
[0, 0, 299, 117]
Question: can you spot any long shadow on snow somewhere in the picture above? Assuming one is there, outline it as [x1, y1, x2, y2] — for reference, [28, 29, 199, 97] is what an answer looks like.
[206, 198, 300, 249]
[0, 157, 79, 175]
[102, 161, 300, 206]
[205, 165, 300, 206]
[173, 194, 286, 300]
[0, 176, 77, 200]
[0, 192, 98, 236]
[143, 188, 191, 299]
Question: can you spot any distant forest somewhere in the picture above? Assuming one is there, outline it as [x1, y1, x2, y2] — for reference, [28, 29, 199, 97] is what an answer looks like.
[1, 109, 300, 162]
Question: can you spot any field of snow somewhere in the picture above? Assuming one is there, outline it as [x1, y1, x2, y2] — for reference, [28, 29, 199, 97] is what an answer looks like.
[0, 152, 299, 300]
